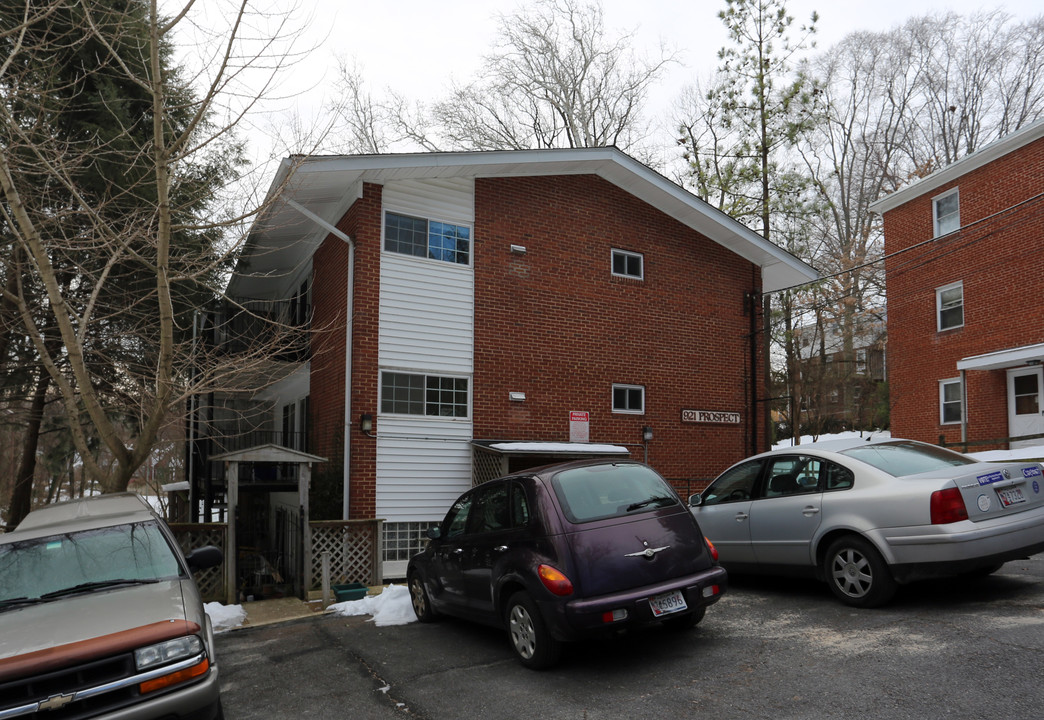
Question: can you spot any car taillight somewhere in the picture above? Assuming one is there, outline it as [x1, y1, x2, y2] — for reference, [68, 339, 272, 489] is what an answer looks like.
[538, 564, 574, 596]
[931, 487, 969, 524]
[705, 538, 719, 562]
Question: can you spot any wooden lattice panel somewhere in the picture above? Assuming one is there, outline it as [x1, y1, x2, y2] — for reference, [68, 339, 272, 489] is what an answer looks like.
[472, 448, 504, 486]
[309, 520, 382, 589]
[169, 523, 228, 603]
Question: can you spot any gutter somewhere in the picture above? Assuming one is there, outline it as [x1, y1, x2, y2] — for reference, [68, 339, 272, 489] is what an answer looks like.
[284, 199, 355, 520]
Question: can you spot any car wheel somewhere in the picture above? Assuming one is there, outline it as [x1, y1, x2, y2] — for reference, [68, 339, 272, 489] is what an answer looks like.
[825, 536, 897, 608]
[505, 591, 562, 670]
[662, 605, 706, 631]
[408, 571, 438, 622]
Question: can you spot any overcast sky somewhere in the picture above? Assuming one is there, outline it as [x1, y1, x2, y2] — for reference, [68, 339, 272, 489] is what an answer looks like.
[217, 0, 1041, 169]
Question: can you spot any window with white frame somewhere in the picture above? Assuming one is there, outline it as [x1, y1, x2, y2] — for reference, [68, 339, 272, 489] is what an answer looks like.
[612, 384, 645, 414]
[611, 248, 644, 280]
[384, 212, 471, 265]
[855, 349, 867, 375]
[933, 188, 960, 237]
[936, 281, 964, 331]
[940, 378, 962, 424]
[381, 371, 469, 418]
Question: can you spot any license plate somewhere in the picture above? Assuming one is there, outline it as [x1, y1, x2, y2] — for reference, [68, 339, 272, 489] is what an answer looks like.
[997, 486, 1026, 507]
[649, 590, 687, 617]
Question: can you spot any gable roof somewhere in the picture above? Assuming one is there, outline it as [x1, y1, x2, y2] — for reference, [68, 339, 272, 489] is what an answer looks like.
[231, 147, 818, 298]
[870, 118, 1044, 214]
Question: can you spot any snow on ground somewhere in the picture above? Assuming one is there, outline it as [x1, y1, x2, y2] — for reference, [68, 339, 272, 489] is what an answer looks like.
[327, 584, 416, 627]
[205, 602, 247, 632]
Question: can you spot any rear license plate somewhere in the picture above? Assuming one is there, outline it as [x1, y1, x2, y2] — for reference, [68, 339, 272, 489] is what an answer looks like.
[997, 486, 1026, 507]
[649, 590, 687, 617]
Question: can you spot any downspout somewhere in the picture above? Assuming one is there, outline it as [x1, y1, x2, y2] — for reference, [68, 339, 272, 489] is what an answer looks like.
[960, 368, 968, 448]
[284, 199, 355, 521]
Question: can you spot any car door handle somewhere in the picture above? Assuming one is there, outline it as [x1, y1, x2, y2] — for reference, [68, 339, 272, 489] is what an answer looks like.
[734, 512, 749, 522]
[802, 506, 820, 517]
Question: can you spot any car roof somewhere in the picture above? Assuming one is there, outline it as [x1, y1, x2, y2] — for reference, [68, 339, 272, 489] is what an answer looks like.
[4, 493, 160, 542]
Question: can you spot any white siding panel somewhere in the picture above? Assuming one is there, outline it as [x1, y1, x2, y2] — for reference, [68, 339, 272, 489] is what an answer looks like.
[379, 252, 474, 374]
[376, 178, 476, 524]
[383, 178, 474, 225]
[375, 417, 473, 522]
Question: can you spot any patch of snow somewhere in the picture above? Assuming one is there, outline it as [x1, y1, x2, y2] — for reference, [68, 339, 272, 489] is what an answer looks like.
[773, 430, 891, 450]
[327, 583, 417, 626]
[773, 430, 1044, 464]
[205, 602, 247, 632]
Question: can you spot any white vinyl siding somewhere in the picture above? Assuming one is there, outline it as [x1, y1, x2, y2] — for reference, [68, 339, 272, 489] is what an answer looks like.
[377, 178, 475, 528]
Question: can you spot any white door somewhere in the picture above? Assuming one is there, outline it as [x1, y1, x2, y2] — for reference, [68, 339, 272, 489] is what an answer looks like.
[1007, 367, 1044, 449]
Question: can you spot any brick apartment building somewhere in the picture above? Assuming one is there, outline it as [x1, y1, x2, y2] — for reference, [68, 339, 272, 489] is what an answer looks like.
[214, 148, 817, 576]
[871, 119, 1044, 451]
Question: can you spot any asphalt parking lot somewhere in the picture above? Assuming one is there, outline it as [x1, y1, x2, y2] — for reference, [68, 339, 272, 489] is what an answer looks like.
[217, 556, 1044, 720]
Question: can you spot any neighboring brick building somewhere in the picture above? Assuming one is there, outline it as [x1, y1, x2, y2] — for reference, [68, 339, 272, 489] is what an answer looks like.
[871, 120, 1044, 451]
[221, 148, 817, 576]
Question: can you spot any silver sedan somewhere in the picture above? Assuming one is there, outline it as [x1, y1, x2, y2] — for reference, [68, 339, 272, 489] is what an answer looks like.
[689, 438, 1044, 607]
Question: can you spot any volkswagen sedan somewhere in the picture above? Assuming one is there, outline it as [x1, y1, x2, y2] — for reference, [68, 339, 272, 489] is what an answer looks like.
[407, 459, 727, 669]
[690, 437, 1044, 607]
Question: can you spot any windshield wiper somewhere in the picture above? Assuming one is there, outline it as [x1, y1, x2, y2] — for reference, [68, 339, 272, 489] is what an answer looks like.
[40, 578, 160, 599]
[0, 597, 42, 611]
[626, 496, 675, 512]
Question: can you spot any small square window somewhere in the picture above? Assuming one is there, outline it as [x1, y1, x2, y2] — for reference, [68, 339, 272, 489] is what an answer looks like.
[933, 189, 960, 237]
[936, 282, 964, 331]
[940, 379, 962, 424]
[611, 249, 643, 280]
[612, 384, 645, 414]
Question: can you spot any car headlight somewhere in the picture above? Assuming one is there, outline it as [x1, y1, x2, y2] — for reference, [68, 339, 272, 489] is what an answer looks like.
[135, 635, 204, 671]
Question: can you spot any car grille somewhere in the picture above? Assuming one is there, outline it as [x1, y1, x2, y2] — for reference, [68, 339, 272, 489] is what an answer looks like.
[0, 651, 140, 720]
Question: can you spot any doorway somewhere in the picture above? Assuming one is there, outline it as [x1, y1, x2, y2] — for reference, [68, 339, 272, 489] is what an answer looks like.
[1007, 366, 1044, 448]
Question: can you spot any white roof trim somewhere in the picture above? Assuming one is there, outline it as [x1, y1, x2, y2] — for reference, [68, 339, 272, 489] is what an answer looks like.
[238, 147, 817, 295]
[485, 442, 630, 455]
[957, 342, 1044, 371]
[871, 118, 1044, 214]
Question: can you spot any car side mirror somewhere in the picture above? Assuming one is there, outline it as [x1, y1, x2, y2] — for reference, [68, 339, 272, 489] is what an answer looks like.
[688, 493, 703, 507]
[426, 526, 442, 541]
[186, 545, 223, 571]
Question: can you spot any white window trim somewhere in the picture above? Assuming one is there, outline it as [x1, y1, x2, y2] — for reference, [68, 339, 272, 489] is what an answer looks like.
[936, 281, 964, 332]
[378, 370, 472, 420]
[932, 188, 960, 238]
[611, 248, 644, 280]
[939, 378, 963, 425]
[611, 383, 645, 414]
[382, 210, 473, 268]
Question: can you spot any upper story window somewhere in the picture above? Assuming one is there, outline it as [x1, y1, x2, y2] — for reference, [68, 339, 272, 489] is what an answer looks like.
[381, 371, 469, 418]
[384, 212, 471, 266]
[611, 249, 644, 280]
[612, 384, 645, 414]
[933, 188, 960, 237]
[939, 378, 963, 424]
[936, 281, 964, 332]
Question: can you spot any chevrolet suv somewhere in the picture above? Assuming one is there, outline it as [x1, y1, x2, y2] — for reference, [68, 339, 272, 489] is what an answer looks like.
[0, 493, 224, 719]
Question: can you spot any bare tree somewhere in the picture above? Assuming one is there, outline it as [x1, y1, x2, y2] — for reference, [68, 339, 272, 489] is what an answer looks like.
[0, 0, 315, 521]
[332, 0, 676, 155]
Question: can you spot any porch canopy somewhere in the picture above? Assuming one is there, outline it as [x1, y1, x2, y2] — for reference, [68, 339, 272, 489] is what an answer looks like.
[956, 342, 1044, 371]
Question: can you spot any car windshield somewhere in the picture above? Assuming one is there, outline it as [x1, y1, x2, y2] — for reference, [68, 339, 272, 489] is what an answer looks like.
[551, 463, 678, 523]
[0, 521, 183, 603]
[840, 441, 976, 477]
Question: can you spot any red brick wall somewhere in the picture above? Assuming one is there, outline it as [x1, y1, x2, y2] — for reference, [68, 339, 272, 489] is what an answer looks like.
[310, 182, 383, 518]
[883, 135, 1044, 446]
[310, 174, 769, 518]
[473, 175, 765, 485]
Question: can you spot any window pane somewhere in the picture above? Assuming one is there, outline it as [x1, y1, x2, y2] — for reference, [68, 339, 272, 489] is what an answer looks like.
[428, 221, 470, 265]
[385, 213, 428, 257]
[935, 193, 959, 235]
[381, 372, 425, 414]
[612, 385, 643, 412]
[425, 376, 468, 417]
[611, 250, 642, 278]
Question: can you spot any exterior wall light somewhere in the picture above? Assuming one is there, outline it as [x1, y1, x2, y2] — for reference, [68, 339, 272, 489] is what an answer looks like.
[509, 392, 526, 402]
[360, 413, 375, 437]
[510, 245, 527, 255]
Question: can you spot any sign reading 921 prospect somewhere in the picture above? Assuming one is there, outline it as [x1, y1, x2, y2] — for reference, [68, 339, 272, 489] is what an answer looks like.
[682, 409, 741, 425]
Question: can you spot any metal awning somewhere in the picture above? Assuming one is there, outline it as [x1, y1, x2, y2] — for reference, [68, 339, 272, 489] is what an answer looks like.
[956, 343, 1044, 371]
[472, 440, 630, 456]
